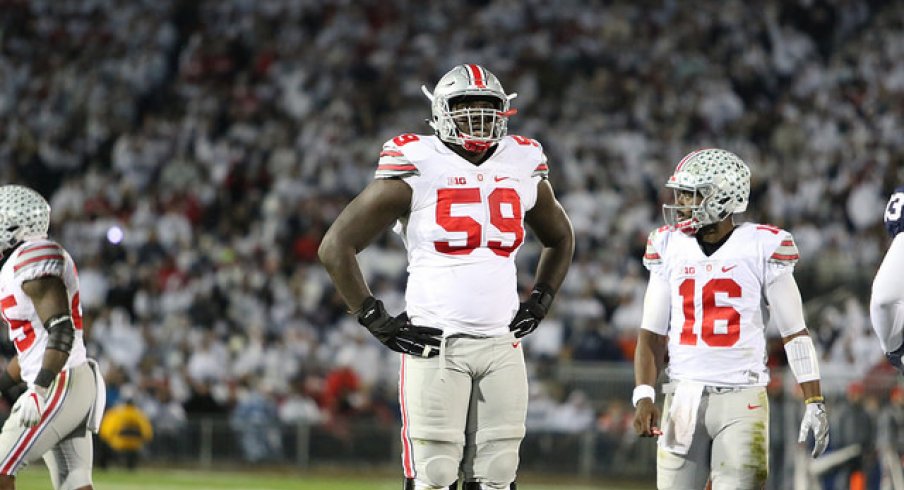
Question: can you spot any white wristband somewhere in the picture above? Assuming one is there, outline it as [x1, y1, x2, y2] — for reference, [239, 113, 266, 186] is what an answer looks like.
[632, 384, 656, 407]
[784, 336, 821, 383]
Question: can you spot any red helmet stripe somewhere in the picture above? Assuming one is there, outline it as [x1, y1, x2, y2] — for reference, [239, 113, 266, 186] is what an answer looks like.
[675, 150, 701, 172]
[467, 64, 485, 88]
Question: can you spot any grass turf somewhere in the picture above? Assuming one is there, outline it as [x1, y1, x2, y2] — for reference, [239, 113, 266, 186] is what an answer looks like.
[14, 466, 650, 490]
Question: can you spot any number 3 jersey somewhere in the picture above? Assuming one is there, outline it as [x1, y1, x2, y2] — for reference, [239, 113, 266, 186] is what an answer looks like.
[376, 134, 548, 336]
[0, 239, 87, 386]
[642, 223, 800, 386]
[884, 185, 904, 237]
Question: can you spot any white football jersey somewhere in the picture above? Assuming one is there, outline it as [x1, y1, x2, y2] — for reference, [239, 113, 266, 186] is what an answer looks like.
[642, 223, 800, 386]
[0, 239, 87, 386]
[376, 133, 548, 336]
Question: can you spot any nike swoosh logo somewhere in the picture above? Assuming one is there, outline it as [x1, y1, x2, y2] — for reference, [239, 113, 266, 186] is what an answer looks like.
[512, 342, 520, 348]
[722, 265, 737, 273]
[495, 176, 510, 182]
[747, 403, 761, 410]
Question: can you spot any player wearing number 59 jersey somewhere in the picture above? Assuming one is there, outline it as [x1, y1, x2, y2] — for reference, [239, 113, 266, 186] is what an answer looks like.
[632, 150, 829, 490]
[0, 185, 105, 490]
[378, 131, 549, 336]
[870, 186, 904, 373]
[320, 64, 574, 490]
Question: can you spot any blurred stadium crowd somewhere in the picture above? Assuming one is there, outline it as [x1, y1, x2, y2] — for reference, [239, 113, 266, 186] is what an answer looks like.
[1, 0, 903, 475]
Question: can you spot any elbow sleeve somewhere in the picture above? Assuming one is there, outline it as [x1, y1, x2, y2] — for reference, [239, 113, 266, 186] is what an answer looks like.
[45, 314, 75, 353]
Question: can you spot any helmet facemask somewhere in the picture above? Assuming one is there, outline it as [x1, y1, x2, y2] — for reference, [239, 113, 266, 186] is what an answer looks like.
[662, 149, 750, 235]
[663, 185, 721, 235]
[422, 64, 517, 153]
[444, 96, 508, 152]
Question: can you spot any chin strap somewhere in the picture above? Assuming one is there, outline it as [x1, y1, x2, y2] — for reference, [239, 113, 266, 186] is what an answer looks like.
[672, 218, 698, 236]
[461, 138, 492, 153]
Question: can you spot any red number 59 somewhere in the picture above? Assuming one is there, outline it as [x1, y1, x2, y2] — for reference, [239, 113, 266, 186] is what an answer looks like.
[434, 188, 524, 257]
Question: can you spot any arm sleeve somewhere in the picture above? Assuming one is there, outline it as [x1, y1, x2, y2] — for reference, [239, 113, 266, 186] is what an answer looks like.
[870, 234, 904, 352]
[764, 272, 808, 337]
[640, 272, 671, 335]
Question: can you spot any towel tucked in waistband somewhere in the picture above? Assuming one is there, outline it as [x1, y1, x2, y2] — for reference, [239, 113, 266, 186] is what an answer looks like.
[658, 381, 704, 455]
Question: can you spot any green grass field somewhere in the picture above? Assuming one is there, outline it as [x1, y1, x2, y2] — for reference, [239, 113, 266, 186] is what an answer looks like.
[13, 466, 650, 490]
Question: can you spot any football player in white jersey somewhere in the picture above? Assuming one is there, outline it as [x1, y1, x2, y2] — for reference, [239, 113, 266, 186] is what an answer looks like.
[0, 185, 105, 490]
[631, 150, 829, 489]
[870, 186, 904, 374]
[319, 64, 574, 490]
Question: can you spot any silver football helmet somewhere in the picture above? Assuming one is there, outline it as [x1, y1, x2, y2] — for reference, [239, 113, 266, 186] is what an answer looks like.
[0, 185, 51, 256]
[421, 64, 518, 152]
[663, 149, 750, 234]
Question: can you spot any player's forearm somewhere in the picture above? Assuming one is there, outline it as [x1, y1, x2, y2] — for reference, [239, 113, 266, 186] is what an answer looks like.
[318, 243, 372, 312]
[38, 349, 69, 385]
[798, 380, 822, 401]
[532, 231, 574, 292]
[5, 356, 21, 383]
[634, 330, 666, 386]
[0, 357, 22, 398]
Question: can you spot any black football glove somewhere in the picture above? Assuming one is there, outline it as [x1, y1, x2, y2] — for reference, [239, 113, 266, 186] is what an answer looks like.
[357, 297, 442, 357]
[508, 284, 555, 338]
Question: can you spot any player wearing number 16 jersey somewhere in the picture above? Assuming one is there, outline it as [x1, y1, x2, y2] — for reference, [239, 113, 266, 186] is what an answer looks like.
[870, 186, 904, 373]
[319, 64, 574, 490]
[631, 149, 829, 489]
[0, 185, 105, 490]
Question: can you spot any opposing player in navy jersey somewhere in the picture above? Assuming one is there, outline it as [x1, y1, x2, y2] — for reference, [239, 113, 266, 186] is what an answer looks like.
[871, 187, 904, 373]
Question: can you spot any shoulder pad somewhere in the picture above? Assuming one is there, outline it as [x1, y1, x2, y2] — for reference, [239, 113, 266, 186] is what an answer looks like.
[767, 230, 800, 265]
[532, 152, 549, 179]
[508, 135, 548, 179]
[643, 227, 669, 268]
[375, 134, 421, 179]
[12, 239, 66, 281]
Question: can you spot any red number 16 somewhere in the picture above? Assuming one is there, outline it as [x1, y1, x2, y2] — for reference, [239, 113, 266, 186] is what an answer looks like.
[678, 278, 742, 347]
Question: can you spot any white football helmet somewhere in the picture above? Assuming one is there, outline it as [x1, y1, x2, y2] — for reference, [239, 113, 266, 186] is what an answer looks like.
[0, 185, 51, 256]
[662, 148, 750, 234]
[421, 64, 518, 152]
